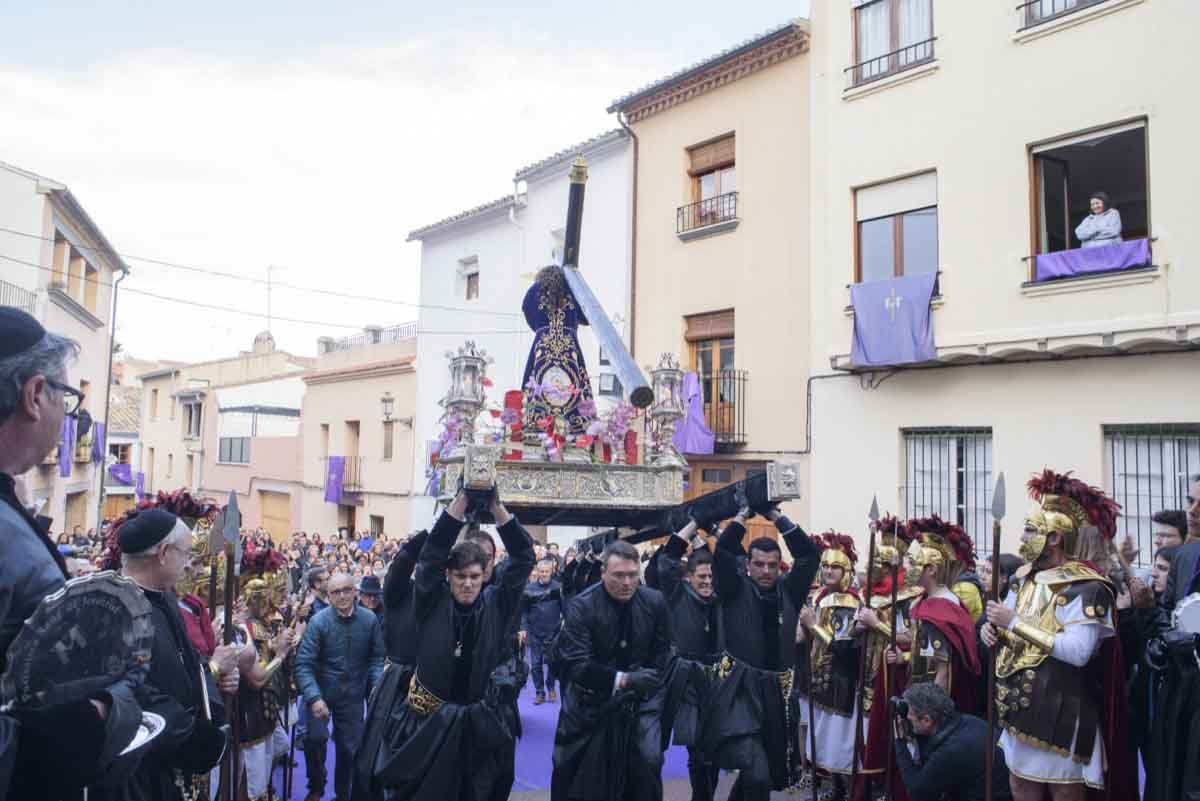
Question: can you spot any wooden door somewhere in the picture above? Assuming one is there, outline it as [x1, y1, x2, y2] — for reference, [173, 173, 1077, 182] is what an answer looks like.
[692, 338, 736, 439]
[686, 460, 775, 545]
[65, 490, 88, 534]
[258, 490, 291, 544]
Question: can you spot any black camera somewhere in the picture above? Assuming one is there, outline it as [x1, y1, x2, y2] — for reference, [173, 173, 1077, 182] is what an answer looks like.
[889, 696, 908, 717]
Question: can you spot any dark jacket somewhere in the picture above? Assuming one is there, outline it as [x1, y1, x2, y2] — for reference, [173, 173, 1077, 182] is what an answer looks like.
[894, 712, 1012, 801]
[295, 605, 386, 706]
[520, 579, 563, 639]
[382, 530, 427, 664]
[648, 535, 723, 662]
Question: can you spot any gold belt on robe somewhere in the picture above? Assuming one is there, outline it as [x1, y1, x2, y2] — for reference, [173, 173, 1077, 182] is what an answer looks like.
[406, 674, 445, 716]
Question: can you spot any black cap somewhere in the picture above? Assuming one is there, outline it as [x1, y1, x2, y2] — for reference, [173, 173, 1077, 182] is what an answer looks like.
[358, 575, 383, 595]
[118, 508, 181, 553]
[0, 308, 46, 359]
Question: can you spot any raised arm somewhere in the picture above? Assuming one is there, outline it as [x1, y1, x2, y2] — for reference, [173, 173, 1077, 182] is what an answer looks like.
[414, 494, 467, 620]
[385, 529, 428, 612]
[654, 523, 694, 601]
[776, 513, 819, 611]
[492, 496, 535, 623]
[713, 517, 749, 602]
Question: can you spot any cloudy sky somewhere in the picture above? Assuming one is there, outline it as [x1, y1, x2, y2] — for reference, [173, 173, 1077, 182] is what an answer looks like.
[0, 1, 807, 363]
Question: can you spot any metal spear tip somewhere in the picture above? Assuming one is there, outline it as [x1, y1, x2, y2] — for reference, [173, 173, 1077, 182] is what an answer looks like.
[222, 490, 241, 547]
[991, 472, 1006, 520]
[868, 495, 880, 524]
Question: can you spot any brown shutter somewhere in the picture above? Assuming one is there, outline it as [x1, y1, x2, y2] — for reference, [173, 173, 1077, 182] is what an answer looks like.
[688, 134, 735, 176]
[684, 309, 735, 342]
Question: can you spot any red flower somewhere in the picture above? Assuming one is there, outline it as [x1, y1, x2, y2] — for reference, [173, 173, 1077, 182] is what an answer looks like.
[481, 377, 494, 387]
[489, 409, 501, 418]
[575, 435, 594, 448]
[537, 416, 555, 431]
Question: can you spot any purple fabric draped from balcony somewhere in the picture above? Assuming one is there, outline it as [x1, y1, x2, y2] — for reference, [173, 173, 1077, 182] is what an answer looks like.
[850, 272, 938, 368]
[58, 416, 76, 477]
[1035, 238, 1151, 282]
[673, 371, 715, 455]
[135, 471, 145, 498]
[91, 422, 106, 464]
[324, 456, 345, 504]
[108, 462, 133, 485]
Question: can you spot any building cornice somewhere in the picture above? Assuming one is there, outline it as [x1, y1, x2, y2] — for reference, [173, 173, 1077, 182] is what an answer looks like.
[608, 21, 808, 123]
[303, 356, 417, 386]
[48, 286, 105, 330]
[406, 195, 525, 242]
[514, 129, 629, 183]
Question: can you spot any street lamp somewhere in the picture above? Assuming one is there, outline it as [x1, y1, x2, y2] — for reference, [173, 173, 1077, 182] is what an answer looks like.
[380, 391, 395, 422]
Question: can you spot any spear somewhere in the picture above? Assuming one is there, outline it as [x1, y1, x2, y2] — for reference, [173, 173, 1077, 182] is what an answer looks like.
[851, 497, 879, 795]
[220, 491, 243, 801]
[885, 513, 899, 801]
[986, 473, 1006, 801]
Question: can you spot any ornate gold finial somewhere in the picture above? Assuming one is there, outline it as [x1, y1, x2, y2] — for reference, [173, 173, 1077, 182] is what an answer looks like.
[569, 156, 589, 184]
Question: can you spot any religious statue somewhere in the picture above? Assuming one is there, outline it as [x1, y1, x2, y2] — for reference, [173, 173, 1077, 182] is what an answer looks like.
[521, 264, 594, 437]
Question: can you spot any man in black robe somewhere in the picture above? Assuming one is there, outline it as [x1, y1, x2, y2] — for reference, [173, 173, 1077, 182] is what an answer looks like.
[646, 519, 723, 801]
[375, 489, 534, 801]
[704, 505, 819, 801]
[550, 539, 673, 801]
[101, 507, 239, 801]
[353, 529, 428, 801]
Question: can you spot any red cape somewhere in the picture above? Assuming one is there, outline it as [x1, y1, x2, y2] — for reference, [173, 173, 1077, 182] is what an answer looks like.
[856, 643, 913, 801]
[911, 595, 980, 714]
[179, 593, 216, 659]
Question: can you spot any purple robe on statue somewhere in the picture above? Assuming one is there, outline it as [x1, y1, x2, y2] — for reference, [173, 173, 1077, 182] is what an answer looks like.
[673, 371, 714, 455]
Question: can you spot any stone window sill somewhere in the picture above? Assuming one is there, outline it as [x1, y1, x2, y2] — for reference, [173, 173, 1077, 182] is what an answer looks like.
[678, 218, 739, 242]
[843, 61, 939, 102]
[48, 286, 104, 330]
[1020, 265, 1160, 298]
[1013, 0, 1144, 45]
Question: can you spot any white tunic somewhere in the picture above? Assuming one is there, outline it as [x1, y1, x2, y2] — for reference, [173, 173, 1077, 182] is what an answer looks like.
[997, 593, 1113, 788]
[797, 695, 866, 775]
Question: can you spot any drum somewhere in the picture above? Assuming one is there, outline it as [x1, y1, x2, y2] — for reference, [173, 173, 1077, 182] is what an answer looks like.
[1173, 592, 1200, 636]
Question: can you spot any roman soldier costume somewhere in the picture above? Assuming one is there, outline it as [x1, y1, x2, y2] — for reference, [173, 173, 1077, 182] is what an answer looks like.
[795, 532, 863, 800]
[905, 516, 981, 713]
[857, 515, 921, 801]
[994, 470, 1135, 797]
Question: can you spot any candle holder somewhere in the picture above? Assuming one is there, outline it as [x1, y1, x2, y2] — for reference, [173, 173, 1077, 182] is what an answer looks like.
[444, 341, 492, 457]
[648, 353, 687, 468]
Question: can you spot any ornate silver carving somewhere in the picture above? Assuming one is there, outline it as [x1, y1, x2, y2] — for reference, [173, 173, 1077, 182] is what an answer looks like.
[767, 461, 802, 502]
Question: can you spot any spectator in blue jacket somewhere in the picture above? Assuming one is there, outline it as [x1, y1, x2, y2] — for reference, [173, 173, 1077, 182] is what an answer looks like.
[295, 572, 385, 801]
[520, 557, 564, 704]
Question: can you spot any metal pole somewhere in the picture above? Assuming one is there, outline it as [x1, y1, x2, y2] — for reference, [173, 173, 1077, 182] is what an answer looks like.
[93, 268, 126, 530]
[851, 527, 876, 792]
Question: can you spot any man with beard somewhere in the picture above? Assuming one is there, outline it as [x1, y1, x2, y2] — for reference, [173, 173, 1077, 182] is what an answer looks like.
[375, 489, 534, 801]
[521, 557, 565, 706]
[550, 539, 672, 801]
[904, 517, 981, 714]
[103, 507, 240, 801]
[1145, 473, 1200, 801]
[705, 505, 820, 801]
[982, 470, 1135, 801]
[646, 518, 723, 801]
[795, 532, 863, 801]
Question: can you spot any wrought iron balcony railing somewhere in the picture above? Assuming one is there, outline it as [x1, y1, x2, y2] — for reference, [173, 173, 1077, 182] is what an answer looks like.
[677, 192, 738, 234]
[0, 279, 37, 315]
[1017, 0, 1108, 29]
[705, 369, 748, 448]
[845, 37, 936, 89]
[325, 455, 364, 492]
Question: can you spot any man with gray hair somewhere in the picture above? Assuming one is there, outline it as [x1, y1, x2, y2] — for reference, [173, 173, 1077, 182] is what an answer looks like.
[893, 682, 1012, 801]
[0, 308, 134, 798]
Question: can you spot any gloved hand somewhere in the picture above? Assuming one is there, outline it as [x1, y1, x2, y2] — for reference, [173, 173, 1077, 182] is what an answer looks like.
[622, 668, 659, 698]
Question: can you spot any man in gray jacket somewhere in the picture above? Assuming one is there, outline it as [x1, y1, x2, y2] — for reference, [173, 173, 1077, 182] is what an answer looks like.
[295, 571, 386, 801]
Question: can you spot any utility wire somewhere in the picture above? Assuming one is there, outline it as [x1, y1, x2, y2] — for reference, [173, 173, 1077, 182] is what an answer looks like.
[0, 224, 522, 318]
[0, 253, 531, 335]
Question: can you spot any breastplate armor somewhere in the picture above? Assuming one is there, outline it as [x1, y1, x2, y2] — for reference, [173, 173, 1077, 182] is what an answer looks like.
[799, 594, 860, 716]
[995, 565, 1112, 761]
[909, 617, 952, 686]
[863, 589, 921, 711]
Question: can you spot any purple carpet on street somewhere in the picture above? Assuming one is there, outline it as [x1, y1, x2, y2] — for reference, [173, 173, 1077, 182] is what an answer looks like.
[324, 455, 345, 503]
[58, 415, 75, 478]
[108, 462, 133, 485]
[1034, 238, 1150, 281]
[850, 272, 938, 368]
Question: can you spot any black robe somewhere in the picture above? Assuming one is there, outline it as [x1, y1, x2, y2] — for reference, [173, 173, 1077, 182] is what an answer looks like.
[646, 536, 723, 751]
[550, 582, 673, 801]
[374, 511, 533, 801]
[704, 519, 819, 795]
[90, 587, 226, 801]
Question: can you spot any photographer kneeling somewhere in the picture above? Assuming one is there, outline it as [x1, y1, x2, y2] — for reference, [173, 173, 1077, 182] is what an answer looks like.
[893, 683, 1012, 801]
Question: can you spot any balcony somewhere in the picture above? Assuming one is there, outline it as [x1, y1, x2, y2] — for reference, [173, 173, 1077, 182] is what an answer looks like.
[0, 279, 37, 315]
[1029, 239, 1152, 286]
[324, 455, 364, 494]
[320, 322, 418, 354]
[1018, 0, 1110, 29]
[844, 37, 936, 90]
[705, 369, 748, 449]
[677, 192, 739, 240]
[74, 432, 94, 464]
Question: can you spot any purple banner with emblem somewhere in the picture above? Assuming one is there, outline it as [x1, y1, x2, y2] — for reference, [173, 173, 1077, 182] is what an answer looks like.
[1034, 238, 1150, 282]
[324, 456, 345, 504]
[91, 422, 106, 464]
[58, 416, 76, 477]
[850, 272, 938, 368]
[108, 462, 133, 485]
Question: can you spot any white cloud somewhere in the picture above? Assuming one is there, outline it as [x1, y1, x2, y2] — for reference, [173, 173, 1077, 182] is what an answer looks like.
[0, 30, 678, 361]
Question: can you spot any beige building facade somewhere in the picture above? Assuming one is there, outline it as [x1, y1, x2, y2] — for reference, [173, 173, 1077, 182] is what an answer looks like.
[805, 0, 1200, 560]
[299, 324, 419, 540]
[0, 161, 128, 535]
[610, 22, 813, 539]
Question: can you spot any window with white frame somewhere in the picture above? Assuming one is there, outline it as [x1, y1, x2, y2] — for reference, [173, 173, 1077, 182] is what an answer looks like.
[1104, 424, 1200, 565]
[459, 256, 479, 301]
[903, 428, 994, 552]
[219, 437, 250, 464]
[850, 0, 934, 86]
